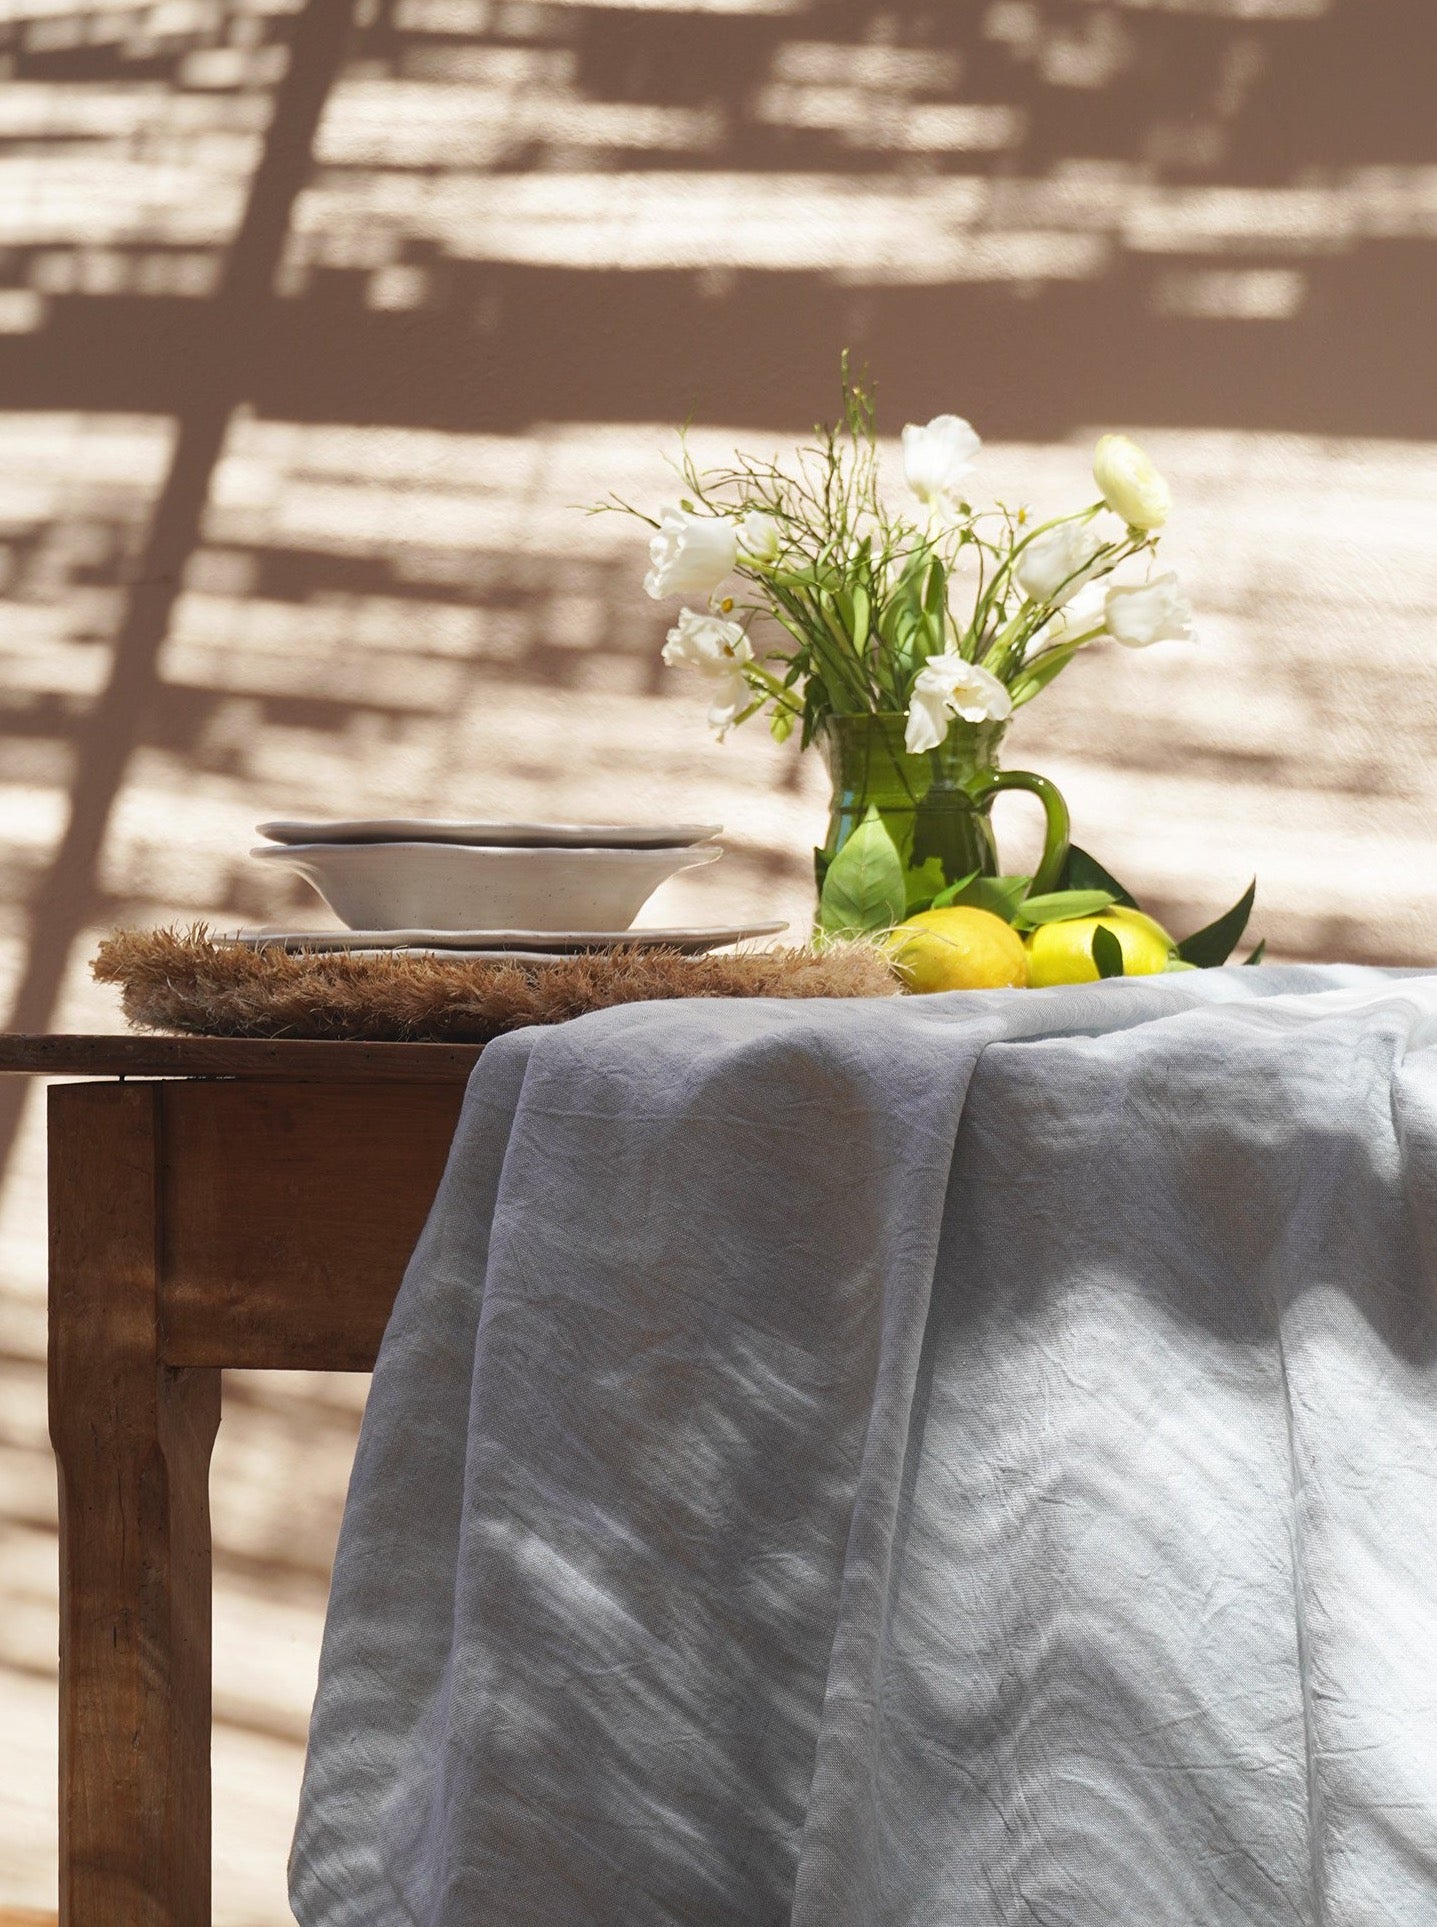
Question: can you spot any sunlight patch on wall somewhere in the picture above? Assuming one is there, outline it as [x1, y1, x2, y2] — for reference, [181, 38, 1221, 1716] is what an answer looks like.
[1153, 266, 1306, 318]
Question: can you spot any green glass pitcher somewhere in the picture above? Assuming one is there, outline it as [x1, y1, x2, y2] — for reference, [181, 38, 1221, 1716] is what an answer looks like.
[816, 712, 1070, 916]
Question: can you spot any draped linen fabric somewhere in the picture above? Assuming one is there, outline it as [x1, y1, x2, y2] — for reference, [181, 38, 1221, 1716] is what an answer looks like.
[291, 968, 1437, 1925]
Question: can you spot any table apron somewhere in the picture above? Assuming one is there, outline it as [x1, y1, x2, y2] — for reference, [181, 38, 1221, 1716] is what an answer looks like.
[155, 1076, 464, 1370]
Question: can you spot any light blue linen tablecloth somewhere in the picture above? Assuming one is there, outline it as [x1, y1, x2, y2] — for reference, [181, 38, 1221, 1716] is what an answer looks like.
[290, 967, 1437, 1925]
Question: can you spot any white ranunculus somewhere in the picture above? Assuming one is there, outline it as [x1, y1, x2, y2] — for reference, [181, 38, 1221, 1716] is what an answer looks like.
[737, 509, 781, 564]
[901, 414, 982, 511]
[1103, 572, 1194, 648]
[644, 507, 739, 600]
[1015, 517, 1111, 606]
[905, 651, 1013, 753]
[1092, 434, 1171, 531]
[662, 606, 753, 733]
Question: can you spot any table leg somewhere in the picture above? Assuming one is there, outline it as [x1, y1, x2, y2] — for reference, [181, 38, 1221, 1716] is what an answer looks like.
[48, 1081, 221, 1927]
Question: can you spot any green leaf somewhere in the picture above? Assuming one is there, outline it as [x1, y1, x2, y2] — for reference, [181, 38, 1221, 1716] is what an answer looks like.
[818, 807, 907, 936]
[850, 582, 871, 656]
[1061, 844, 1140, 909]
[1009, 643, 1083, 708]
[948, 873, 1032, 924]
[923, 557, 948, 649]
[1091, 924, 1125, 978]
[897, 548, 930, 591]
[1243, 938, 1267, 966]
[1013, 888, 1117, 930]
[903, 857, 950, 916]
[1176, 879, 1257, 969]
[927, 870, 981, 911]
[923, 556, 947, 620]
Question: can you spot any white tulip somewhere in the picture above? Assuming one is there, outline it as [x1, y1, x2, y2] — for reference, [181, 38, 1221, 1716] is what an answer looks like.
[1092, 434, 1171, 531]
[1014, 516, 1118, 606]
[1103, 572, 1194, 648]
[662, 605, 753, 676]
[905, 651, 1013, 753]
[662, 606, 754, 734]
[704, 673, 750, 738]
[901, 414, 982, 512]
[645, 507, 739, 600]
[737, 509, 781, 565]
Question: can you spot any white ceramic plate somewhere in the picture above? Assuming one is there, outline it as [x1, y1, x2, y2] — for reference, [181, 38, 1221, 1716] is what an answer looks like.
[230, 922, 789, 956]
[257, 818, 722, 850]
[250, 839, 721, 932]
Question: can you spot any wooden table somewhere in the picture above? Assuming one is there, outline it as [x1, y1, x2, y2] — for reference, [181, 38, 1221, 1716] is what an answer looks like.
[0, 1035, 485, 1927]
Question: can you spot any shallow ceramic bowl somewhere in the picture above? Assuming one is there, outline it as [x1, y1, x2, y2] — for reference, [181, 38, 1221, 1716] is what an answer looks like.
[250, 839, 721, 933]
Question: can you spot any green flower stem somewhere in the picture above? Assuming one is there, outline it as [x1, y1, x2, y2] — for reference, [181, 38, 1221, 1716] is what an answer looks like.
[744, 663, 803, 714]
[980, 604, 1035, 679]
[799, 588, 879, 711]
[1025, 623, 1106, 666]
[965, 502, 1103, 652]
[1007, 625, 1107, 707]
[767, 581, 873, 714]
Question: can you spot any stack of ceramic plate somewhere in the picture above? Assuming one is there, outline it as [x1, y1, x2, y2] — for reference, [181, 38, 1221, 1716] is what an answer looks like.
[240, 818, 786, 958]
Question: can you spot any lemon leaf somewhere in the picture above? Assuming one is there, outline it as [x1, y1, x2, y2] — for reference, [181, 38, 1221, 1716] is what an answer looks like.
[928, 870, 981, 910]
[1013, 888, 1116, 930]
[1061, 844, 1140, 908]
[1091, 925, 1125, 978]
[819, 807, 907, 935]
[947, 873, 1031, 923]
[903, 856, 949, 915]
[1243, 937, 1267, 966]
[1176, 879, 1256, 968]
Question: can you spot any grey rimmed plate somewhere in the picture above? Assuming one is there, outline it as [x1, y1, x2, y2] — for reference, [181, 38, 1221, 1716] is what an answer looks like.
[257, 818, 722, 850]
[229, 922, 788, 956]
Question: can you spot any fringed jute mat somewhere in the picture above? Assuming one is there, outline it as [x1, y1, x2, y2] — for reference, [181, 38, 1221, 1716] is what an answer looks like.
[93, 926, 900, 1045]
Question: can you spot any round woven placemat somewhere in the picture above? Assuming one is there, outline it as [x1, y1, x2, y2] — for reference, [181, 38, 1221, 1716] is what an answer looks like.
[92, 926, 900, 1045]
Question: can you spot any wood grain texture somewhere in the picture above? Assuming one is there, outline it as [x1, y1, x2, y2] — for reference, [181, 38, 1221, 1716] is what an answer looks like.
[0, 1032, 485, 1081]
[158, 1079, 464, 1370]
[48, 1081, 221, 1927]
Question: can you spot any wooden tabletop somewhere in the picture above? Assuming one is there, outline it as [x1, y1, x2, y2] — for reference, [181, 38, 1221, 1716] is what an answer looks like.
[0, 1033, 486, 1081]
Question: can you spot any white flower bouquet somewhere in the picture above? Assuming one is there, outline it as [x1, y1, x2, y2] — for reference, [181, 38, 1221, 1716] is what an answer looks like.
[600, 362, 1257, 977]
[612, 362, 1191, 752]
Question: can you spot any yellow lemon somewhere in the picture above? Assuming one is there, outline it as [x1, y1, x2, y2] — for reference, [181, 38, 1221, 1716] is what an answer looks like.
[883, 906, 1029, 993]
[1025, 905, 1176, 987]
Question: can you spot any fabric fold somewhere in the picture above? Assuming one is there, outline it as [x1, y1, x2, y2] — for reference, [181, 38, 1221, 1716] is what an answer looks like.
[292, 968, 1437, 1927]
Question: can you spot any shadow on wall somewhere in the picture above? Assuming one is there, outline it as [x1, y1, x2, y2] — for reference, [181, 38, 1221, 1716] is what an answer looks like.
[4, 0, 1437, 438]
[0, 0, 1436, 1174]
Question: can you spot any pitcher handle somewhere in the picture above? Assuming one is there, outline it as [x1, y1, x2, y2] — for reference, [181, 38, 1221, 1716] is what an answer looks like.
[966, 768, 1071, 896]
